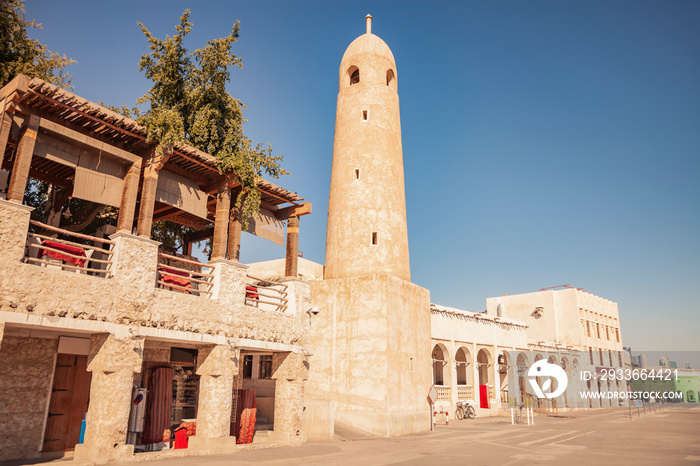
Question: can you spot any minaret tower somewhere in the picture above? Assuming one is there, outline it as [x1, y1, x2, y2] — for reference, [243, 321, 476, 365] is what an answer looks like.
[308, 16, 431, 438]
[325, 14, 410, 281]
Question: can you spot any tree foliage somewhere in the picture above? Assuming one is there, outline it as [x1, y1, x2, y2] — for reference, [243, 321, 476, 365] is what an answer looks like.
[0, 0, 75, 88]
[137, 10, 288, 229]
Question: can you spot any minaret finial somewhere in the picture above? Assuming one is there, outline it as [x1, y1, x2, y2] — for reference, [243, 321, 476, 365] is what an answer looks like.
[366, 14, 372, 34]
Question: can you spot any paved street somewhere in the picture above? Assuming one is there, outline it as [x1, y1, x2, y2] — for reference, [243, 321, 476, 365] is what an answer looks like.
[137, 405, 700, 466]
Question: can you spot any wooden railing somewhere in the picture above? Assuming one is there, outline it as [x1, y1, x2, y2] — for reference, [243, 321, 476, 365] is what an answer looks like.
[157, 252, 213, 297]
[457, 385, 473, 400]
[244, 275, 288, 311]
[436, 385, 451, 403]
[24, 220, 114, 277]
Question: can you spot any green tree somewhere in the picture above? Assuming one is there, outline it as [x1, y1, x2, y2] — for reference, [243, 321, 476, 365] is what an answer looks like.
[137, 10, 288, 230]
[0, 0, 76, 88]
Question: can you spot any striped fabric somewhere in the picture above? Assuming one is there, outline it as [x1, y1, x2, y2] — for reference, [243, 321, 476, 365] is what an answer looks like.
[144, 367, 174, 444]
[234, 389, 257, 444]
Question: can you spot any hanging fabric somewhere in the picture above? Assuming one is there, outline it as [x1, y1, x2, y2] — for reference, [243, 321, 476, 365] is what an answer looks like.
[143, 366, 174, 444]
[233, 389, 257, 444]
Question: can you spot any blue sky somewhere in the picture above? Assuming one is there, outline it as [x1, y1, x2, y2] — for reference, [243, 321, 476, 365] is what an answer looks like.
[25, 1, 699, 351]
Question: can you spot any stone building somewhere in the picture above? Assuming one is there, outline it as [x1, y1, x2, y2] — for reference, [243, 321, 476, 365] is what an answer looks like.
[0, 74, 313, 463]
[485, 286, 627, 409]
[429, 285, 629, 417]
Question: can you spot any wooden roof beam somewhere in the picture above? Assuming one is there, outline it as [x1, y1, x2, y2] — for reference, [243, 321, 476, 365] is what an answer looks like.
[275, 202, 312, 220]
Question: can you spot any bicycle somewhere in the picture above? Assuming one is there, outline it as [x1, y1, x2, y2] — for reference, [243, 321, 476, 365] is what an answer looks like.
[455, 400, 476, 420]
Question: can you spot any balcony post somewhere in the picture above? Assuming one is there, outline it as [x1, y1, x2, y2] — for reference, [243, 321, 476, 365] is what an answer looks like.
[211, 186, 231, 260]
[109, 232, 160, 292]
[6, 114, 39, 203]
[0, 198, 33, 262]
[136, 148, 169, 238]
[227, 189, 244, 262]
[284, 216, 299, 278]
[116, 158, 141, 233]
[0, 105, 12, 175]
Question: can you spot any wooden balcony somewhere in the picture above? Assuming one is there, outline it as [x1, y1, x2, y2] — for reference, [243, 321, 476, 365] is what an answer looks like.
[157, 252, 213, 297]
[24, 220, 114, 277]
[244, 275, 288, 311]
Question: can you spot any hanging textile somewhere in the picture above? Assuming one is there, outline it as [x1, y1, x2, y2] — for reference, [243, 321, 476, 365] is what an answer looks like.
[73, 150, 126, 207]
[143, 367, 174, 444]
[233, 389, 257, 444]
[479, 384, 489, 409]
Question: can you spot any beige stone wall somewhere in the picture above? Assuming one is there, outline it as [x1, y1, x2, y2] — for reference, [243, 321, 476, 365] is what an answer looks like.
[308, 274, 431, 437]
[486, 291, 559, 344]
[0, 336, 56, 462]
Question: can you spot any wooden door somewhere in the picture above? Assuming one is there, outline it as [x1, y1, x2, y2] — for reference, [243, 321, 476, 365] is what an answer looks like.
[43, 354, 92, 452]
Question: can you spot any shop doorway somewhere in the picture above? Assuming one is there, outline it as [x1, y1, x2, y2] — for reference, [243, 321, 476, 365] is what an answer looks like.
[43, 354, 92, 452]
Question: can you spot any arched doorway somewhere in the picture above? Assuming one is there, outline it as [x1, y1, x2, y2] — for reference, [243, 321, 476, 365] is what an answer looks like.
[432, 344, 449, 386]
[432, 344, 451, 404]
[477, 348, 492, 409]
[516, 353, 529, 403]
[455, 347, 473, 400]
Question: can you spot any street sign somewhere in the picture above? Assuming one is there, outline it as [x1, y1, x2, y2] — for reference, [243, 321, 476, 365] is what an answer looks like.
[428, 385, 438, 405]
[634, 400, 643, 408]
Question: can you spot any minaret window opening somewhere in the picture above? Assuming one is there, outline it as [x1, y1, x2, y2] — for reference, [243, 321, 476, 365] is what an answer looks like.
[372, 232, 378, 245]
[386, 69, 396, 89]
[349, 66, 360, 85]
[355, 168, 360, 180]
[362, 110, 368, 120]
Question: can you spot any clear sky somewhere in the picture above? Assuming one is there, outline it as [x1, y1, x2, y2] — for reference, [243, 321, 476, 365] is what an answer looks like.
[24, 1, 699, 351]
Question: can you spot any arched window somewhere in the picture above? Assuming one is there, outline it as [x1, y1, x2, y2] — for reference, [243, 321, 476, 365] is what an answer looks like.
[386, 69, 396, 90]
[348, 66, 360, 85]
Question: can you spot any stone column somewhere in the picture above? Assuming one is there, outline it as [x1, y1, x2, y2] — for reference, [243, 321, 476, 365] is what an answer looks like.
[116, 159, 141, 233]
[285, 216, 299, 278]
[6, 114, 39, 203]
[270, 352, 308, 444]
[0, 199, 33, 262]
[472, 343, 479, 404]
[209, 259, 248, 313]
[189, 344, 238, 453]
[227, 189, 244, 262]
[74, 333, 143, 464]
[211, 186, 231, 260]
[136, 150, 168, 238]
[493, 345, 499, 409]
[109, 232, 160, 292]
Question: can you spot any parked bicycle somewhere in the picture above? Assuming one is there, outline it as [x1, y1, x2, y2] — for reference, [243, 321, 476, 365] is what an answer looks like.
[455, 400, 476, 420]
